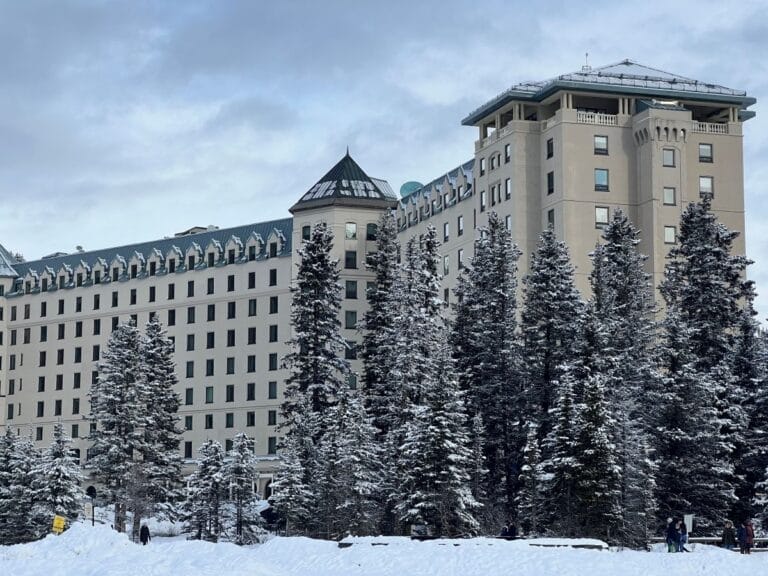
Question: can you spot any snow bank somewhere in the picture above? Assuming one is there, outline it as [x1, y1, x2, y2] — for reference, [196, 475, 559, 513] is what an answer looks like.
[1, 523, 766, 576]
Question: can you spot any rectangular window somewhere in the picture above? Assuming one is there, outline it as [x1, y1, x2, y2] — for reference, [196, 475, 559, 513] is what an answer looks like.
[547, 171, 554, 195]
[345, 280, 357, 299]
[505, 214, 512, 231]
[268, 353, 278, 371]
[247, 382, 256, 401]
[206, 359, 214, 376]
[248, 245, 256, 261]
[345, 222, 357, 240]
[72, 398, 80, 415]
[268, 410, 277, 426]
[184, 442, 192, 459]
[443, 255, 450, 275]
[168, 283, 175, 300]
[187, 280, 195, 298]
[594, 169, 609, 191]
[227, 274, 235, 292]
[111, 291, 118, 308]
[247, 355, 256, 373]
[268, 381, 278, 399]
[74, 373, 81, 389]
[186, 334, 195, 351]
[269, 296, 278, 314]
[345, 341, 357, 360]
[188, 255, 196, 270]
[302, 225, 311, 241]
[595, 206, 610, 228]
[38, 376, 46, 392]
[505, 178, 511, 200]
[74, 347, 82, 363]
[663, 148, 675, 167]
[70, 425, 78, 439]
[205, 386, 214, 404]
[547, 209, 555, 228]
[699, 143, 713, 163]
[184, 416, 193, 431]
[269, 268, 277, 286]
[185, 388, 193, 405]
[594, 135, 608, 155]
[226, 357, 235, 375]
[168, 309, 176, 326]
[54, 399, 62, 416]
[207, 332, 215, 349]
[92, 345, 100, 361]
[345, 310, 357, 329]
[479, 157, 486, 176]
[130, 289, 137, 305]
[268, 437, 277, 455]
[75, 297, 82, 313]
[169, 259, 177, 273]
[663, 187, 676, 206]
[186, 361, 194, 378]
[457, 215, 464, 236]
[187, 306, 195, 324]
[227, 329, 235, 347]
[37, 401, 45, 418]
[56, 374, 63, 390]
[480, 190, 486, 212]
[246, 412, 255, 427]
[248, 272, 255, 289]
[345, 251, 357, 269]
[664, 226, 677, 244]
[546, 138, 554, 159]
[148, 286, 156, 302]
[227, 301, 235, 319]
[206, 304, 216, 322]
[443, 222, 449, 242]
[225, 413, 234, 428]
[269, 242, 278, 257]
[149, 261, 156, 276]
[248, 327, 257, 345]
[504, 143, 510, 163]
[366, 223, 377, 241]
[205, 414, 213, 429]
[226, 384, 235, 402]
[269, 324, 278, 343]
[458, 248, 464, 269]
[699, 176, 714, 198]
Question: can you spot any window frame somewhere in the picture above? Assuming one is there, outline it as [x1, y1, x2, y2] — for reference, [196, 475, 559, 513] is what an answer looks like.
[594, 168, 609, 192]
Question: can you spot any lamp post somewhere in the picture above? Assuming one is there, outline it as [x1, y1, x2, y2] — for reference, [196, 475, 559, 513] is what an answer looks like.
[86, 486, 97, 526]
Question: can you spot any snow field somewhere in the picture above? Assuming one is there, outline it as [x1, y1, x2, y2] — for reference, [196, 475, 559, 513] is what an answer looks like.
[1, 523, 767, 576]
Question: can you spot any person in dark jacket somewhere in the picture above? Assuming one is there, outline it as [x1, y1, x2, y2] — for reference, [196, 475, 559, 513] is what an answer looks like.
[499, 525, 510, 537]
[744, 520, 755, 555]
[678, 520, 688, 552]
[139, 524, 151, 546]
[721, 520, 737, 550]
[665, 518, 679, 553]
[737, 522, 747, 554]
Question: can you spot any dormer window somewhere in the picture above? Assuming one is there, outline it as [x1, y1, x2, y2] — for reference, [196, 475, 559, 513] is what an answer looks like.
[188, 255, 195, 270]
[131, 264, 138, 279]
[149, 261, 156, 276]
[269, 242, 277, 258]
[169, 259, 176, 273]
[208, 253, 215, 267]
[112, 267, 119, 281]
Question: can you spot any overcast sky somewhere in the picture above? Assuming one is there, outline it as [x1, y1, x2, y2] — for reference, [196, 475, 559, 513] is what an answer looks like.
[1, 0, 766, 315]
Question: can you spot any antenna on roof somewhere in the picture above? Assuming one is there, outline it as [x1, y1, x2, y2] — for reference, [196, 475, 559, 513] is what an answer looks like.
[582, 52, 591, 72]
[346, 145, 350, 156]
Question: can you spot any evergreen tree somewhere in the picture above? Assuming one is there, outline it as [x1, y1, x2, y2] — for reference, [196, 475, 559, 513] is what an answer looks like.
[451, 212, 521, 523]
[5, 431, 41, 543]
[393, 345, 480, 537]
[572, 373, 622, 540]
[516, 422, 542, 535]
[89, 322, 149, 533]
[142, 315, 184, 519]
[0, 428, 15, 543]
[521, 228, 583, 439]
[282, 221, 349, 421]
[29, 423, 83, 535]
[270, 420, 314, 536]
[222, 433, 262, 544]
[182, 439, 225, 542]
[361, 210, 402, 438]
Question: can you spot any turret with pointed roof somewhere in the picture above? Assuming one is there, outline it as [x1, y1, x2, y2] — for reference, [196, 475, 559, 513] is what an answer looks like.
[290, 152, 398, 213]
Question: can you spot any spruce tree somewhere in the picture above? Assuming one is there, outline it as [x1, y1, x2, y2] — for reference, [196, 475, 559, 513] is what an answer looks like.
[361, 210, 401, 438]
[223, 433, 262, 544]
[270, 421, 314, 536]
[29, 423, 83, 535]
[516, 422, 542, 535]
[182, 439, 225, 542]
[451, 211, 521, 523]
[6, 432, 41, 543]
[0, 428, 15, 543]
[521, 228, 583, 440]
[142, 315, 184, 519]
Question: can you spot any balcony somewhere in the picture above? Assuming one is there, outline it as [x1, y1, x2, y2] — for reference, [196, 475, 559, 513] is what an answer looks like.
[576, 111, 618, 126]
[692, 122, 729, 135]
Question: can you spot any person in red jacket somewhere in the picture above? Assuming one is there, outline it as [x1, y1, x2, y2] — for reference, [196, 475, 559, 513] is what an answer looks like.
[744, 520, 755, 555]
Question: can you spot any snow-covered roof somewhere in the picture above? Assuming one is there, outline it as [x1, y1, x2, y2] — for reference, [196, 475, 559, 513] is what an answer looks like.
[0, 244, 19, 278]
[462, 59, 756, 126]
[399, 159, 475, 205]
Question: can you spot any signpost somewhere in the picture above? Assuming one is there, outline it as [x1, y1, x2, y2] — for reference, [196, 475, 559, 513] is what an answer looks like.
[52, 515, 66, 535]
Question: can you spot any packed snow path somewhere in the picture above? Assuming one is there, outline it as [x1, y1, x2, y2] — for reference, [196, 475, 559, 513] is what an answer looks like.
[1, 524, 766, 576]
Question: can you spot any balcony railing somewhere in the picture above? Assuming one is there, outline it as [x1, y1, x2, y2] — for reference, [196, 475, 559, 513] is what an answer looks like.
[692, 122, 729, 134]
[576, 112, 618, 126]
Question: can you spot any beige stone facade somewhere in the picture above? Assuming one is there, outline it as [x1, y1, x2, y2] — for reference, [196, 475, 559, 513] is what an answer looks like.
[0, 60, 755, 493]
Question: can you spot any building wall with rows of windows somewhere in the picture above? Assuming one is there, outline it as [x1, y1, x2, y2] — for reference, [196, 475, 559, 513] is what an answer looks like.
[0, 60, 755, 491]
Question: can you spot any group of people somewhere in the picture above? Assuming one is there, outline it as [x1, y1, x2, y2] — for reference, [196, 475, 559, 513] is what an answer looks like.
[665, 518, 689, 552]
[721, 519, 755, 554]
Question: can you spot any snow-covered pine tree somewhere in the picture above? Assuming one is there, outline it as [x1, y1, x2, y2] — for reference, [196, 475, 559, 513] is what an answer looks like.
[516, 422, 542, 536]
[5, 431, 41, 543]
[182, 439, 225, 542]
[282, 221, 349, 421]
[222, 433, 262, 544]
[521, 227, 583, 442]
[572, 372, 622, 541]
[329, 390, 382, 537]
[29, 422, 83, 536]
[541, 374, 579, 537]
[269, 418, 314, 536]
[361, 210, 402, 438]
[0, 428, 15, 543]
[732, 297, 768, 521]
[657, 198, 751, 530]
[451, 212, 521, 524]
[142, 315, 184, 520]
[588, 211, 658, 547]
[393, 344, 480, 537]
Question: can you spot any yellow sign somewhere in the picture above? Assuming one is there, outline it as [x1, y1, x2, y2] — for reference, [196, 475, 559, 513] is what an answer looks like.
[52, 515, 66, 534]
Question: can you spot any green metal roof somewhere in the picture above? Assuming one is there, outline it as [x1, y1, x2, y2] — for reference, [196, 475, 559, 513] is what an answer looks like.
[462, 59, 756, 126]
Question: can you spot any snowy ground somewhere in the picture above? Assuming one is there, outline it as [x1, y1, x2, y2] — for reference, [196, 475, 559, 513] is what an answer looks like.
[1, 523, 766, 576]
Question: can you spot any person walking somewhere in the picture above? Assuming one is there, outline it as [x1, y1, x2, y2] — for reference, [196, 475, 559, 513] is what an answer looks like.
[737, 522, 747, 554]
[665, 518, 679, 553]
[139, 524, 151, 546]
[721, 520, 737, 550]
[678, 519, 688, 552]
[744, 520, 755, 555]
